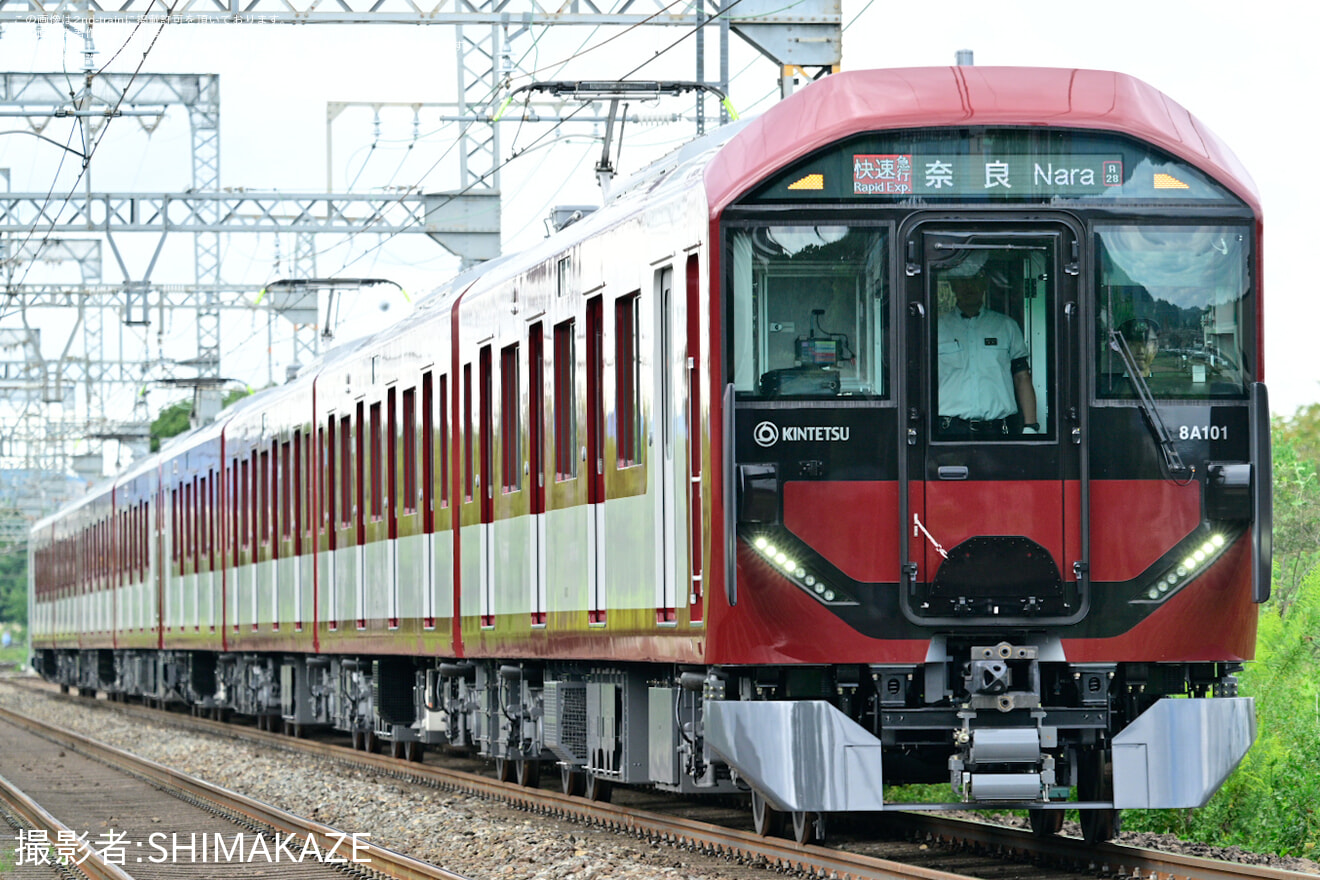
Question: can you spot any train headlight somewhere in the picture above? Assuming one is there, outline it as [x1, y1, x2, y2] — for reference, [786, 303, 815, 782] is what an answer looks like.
[744, 528, 857, 607]
[1140, 529, 1240, 605]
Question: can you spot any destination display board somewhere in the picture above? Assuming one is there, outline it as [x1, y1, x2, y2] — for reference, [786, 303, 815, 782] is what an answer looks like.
[746, 129, 1237, 204]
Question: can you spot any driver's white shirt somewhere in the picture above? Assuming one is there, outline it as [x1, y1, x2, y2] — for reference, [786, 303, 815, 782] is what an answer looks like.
[936, 308, 1028, 420]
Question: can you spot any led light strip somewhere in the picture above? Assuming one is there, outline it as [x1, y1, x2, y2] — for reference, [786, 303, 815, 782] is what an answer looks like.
[1145, 532, 1228, 601]
[748, 532, 854, 605]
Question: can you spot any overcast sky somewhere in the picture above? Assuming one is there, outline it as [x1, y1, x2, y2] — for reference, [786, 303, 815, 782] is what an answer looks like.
[1, 0, 1315, 423]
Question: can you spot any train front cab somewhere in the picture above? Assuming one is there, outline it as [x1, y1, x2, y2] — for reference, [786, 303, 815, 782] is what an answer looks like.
[708, 122, 1267, 841]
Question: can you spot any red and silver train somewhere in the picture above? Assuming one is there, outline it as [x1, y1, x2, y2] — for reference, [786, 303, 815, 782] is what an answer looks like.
[30, 67, 1270, 844]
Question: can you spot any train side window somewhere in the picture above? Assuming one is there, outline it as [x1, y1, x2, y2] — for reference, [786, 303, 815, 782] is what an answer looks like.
[292, 432, 302, 552]
[185, 484, 193, 569]
[554, 319, 577, 480]
[501, 343, 521, 493]
[171, 488, 179, 568]
[729, 225, 889, 399]
[232, 465, 242, 562]
[616, 292, 642, 468]
[324, 421, 336, 548]
[439, 374, 450, 508]
[341, 415, 354, 528]
[1095, 224, 1250, 399]
[196, 478, 203, 573]
[204, 472, 213, 566]
[370, 401, 383, 521]
[281, 440, 292, 539]
[464, 363, 474, 501]
[403, 387, 417, 514]
[258, 449, 267, 550]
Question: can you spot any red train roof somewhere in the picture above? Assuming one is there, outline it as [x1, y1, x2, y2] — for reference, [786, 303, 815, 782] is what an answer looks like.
[705, 67, 1260, 214]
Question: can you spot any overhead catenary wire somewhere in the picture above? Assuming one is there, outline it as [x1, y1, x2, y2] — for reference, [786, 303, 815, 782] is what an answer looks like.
[1, 0, 184, 321]
[324, 0, 757, 280]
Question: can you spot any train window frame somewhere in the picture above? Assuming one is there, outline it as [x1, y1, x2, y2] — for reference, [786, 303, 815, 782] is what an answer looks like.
[340, 415, 353, 529]
[403, 386, 418, 514]
[1093, 222, 1253, 401]
[439, 373, 450, 508]
[370, 401, 384, 522]
[725, 222, 892, 401]
[421, 374, 434, 527]
[240, 459, 251, 550]
[259, 448, 270, 548]
[501, 342, 522, 493]
[464, 363, 475, 502]
[324, 420, 335, 546]
[292, 431, 303, 553]
[281, 439, 292, 540]
[615, 291, 643, 469]
[553, 319, 578, 481]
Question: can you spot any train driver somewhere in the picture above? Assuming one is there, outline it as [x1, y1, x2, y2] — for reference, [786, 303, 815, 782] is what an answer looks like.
[1117, 317, 1160, 377]
[935, 250, 1039, 438]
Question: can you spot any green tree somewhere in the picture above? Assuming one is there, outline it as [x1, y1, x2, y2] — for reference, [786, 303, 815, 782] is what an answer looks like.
[149, 389, 253, 452]
[149, 398, 193, 452]
[0, 552, 27, 625]
[1271, 409, 1320, 615]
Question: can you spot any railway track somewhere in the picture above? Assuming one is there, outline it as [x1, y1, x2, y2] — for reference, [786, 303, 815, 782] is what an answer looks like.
[0, 697, 471, 880]
[3, 678, 1314, 880]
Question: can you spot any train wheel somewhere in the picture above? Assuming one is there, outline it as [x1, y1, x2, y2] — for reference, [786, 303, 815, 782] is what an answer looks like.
[390, 740, 404, 760]
[1079, 750, 1121, 844]
[404, 741, 424, 763]
[790, 811, 825, 846]
[1029, 810, 1064, 837]
[560, 766, 584, 797]
[751, 791, 784, 838]
[516, 759, 541, 788]
[583, 774, 612, 803]
[351, 730, 365, 751]
[365, 731, 382, 754]
[1081, 808, 1120, 844]
[494, 757, 514, 783]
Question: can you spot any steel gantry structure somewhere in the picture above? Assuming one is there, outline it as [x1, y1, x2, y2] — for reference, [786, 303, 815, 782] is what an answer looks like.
[0, 0, 840, 552]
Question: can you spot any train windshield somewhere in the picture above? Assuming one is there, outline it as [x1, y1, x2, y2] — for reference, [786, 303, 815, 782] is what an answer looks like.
[1096, 225, 1252, 399]
[728, 225, 888, 399]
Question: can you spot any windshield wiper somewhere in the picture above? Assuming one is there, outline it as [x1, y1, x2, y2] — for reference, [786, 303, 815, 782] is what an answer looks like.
[1108, 329, 1193, 482]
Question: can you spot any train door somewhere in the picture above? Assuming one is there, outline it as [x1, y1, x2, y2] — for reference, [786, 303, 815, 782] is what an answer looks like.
[902, 224, 1083, 623]
[655, 267, 677, 621]
[586, 296, 606, 623]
